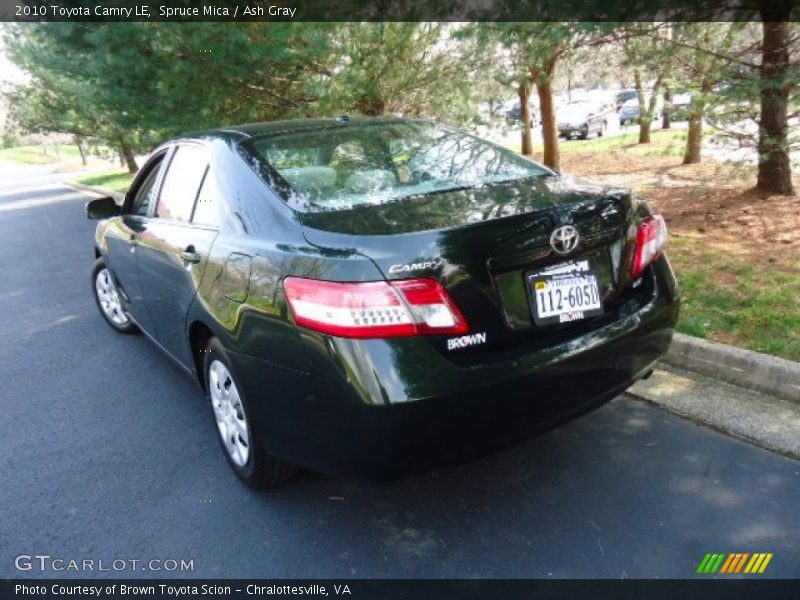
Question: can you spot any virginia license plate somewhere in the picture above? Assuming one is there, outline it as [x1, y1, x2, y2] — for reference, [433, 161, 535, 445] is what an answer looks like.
[529, 262, 604, 326]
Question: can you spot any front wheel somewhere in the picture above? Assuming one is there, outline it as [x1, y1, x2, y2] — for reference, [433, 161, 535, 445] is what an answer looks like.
[91, 258, 138, 334]
[204, 337, 296, 488]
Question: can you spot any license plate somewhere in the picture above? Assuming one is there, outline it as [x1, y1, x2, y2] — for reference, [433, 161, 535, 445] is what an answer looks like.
[529, 262, 603, 326]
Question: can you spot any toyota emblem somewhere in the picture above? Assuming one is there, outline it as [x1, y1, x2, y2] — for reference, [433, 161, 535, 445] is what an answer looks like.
[550, 225, 580, 255]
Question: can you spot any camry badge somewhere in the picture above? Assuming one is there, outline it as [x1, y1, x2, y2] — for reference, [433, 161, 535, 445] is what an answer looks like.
[388, 259, 443, 274]
[549, 225, 580, 255]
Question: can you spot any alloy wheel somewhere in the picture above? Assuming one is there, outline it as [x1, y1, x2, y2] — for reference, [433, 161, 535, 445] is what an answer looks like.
[208, 359, 251, 467]
[95, 268, 130, 326]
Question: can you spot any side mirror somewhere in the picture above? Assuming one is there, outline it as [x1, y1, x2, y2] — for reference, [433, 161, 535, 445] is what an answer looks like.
[86, 196, 120, 220]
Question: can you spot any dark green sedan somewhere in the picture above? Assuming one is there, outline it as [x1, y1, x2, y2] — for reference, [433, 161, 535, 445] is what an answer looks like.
[87, 117, 679, 488]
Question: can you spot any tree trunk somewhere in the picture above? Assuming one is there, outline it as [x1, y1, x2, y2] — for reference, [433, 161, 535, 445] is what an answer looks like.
[683, 113, 703, 164]
[638, 119, 652, 144]
[535, 59, 560, 171]
[662, 87, 672, 130]
[683, 76, 711, 165]
[119, 142, 138, 174]
[518, 83, 533, 156]
[634, 68, 664, 144]
[75, 137, 87, 166]
[633, 69, 650, 143]
[756, 12, 794, 196]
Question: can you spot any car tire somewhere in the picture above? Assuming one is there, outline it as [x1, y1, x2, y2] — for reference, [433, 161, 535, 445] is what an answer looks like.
[91, 258, 138, 334]
[204, 337, 297, 489]
[579, 126, 589, 140]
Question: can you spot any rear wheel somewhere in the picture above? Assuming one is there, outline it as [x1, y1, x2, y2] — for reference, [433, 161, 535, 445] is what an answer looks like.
[91, 258, 138, 334]
[204, 337, 296, 488]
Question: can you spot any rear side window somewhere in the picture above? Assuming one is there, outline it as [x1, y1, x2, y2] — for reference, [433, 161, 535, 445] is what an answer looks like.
[192, 168, 221, 228]
[156, 145, 208, 221]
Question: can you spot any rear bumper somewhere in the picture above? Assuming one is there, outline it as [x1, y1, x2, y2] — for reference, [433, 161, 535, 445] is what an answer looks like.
[558, 125, 588, 136]
[231, 256, 679, 482]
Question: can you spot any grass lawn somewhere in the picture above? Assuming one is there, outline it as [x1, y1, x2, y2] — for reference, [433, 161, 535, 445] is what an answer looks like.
[69, 168, 134, 194]
[0, 144, 83, 165]
[504, 128, 689, 158]
[560, 128, 688, 156]
[668, 236, 800, 361]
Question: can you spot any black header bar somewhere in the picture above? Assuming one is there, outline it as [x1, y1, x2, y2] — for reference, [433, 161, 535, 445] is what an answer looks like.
[4, 579, 800, 600]
[0, 0, 797, 22]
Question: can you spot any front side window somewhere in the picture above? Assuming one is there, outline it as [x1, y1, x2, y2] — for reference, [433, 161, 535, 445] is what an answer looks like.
[156, 145, 208, 221]
[130, 157, 163, 216]
[240, 121, 551, 212]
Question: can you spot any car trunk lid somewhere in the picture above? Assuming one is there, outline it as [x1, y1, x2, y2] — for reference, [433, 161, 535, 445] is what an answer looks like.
[300, 176, 639, 357]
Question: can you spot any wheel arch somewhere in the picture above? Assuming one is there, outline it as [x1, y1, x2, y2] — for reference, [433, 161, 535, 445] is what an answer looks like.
[188, 319, 216, 388]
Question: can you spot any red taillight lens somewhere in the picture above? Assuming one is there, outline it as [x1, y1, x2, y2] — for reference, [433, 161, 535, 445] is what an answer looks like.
[630, 214, 668, 279]
[389, 278, 469, 335]
[283, 277, 469, 339]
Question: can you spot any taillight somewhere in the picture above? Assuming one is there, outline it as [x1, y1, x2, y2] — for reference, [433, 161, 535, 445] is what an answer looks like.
[630, 214, 668, 279]
[283, 277, 469, 339]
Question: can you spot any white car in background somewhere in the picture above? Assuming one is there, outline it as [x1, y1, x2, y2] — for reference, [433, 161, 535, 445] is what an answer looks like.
[557, 101, 607, 139]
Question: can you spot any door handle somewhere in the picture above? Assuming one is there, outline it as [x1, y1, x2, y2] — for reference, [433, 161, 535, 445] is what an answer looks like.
[127, 235, 137, 246]
[180, 246, 201, 264]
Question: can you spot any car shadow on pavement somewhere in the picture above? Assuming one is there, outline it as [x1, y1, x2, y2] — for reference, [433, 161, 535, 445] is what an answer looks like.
[230, 398, 800, 578]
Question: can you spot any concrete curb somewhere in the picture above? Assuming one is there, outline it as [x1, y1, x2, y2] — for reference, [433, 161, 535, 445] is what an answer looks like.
[662, 333, 800, 405]
[65, 181, 125, 204]
[627, 366, 800, 462]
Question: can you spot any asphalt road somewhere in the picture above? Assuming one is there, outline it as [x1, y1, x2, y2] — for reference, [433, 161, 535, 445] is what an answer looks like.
[1, 164, 799, 579]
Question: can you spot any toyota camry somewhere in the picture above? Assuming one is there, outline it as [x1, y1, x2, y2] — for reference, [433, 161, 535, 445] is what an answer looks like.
[87, 117, 679, 488]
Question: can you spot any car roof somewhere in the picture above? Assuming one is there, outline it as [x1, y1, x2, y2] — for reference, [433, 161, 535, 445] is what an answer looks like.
[177, 116, 418, 144]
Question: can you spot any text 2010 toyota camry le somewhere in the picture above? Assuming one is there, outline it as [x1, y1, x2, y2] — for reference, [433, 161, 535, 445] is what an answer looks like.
[87, 117, 679, 488]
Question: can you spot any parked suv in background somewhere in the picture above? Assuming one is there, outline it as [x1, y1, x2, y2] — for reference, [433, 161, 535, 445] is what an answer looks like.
[615, 89, 637, 109]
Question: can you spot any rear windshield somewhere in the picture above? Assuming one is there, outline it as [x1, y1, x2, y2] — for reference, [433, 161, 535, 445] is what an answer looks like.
[239, 121, 551, 212]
